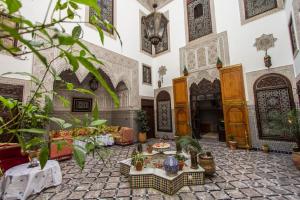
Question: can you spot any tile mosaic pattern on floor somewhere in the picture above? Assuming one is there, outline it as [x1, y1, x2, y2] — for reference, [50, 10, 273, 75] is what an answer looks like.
[28, 140, 300, 200]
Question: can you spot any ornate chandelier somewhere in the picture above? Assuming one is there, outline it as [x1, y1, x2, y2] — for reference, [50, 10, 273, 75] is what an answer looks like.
[142, 3, 169, 46]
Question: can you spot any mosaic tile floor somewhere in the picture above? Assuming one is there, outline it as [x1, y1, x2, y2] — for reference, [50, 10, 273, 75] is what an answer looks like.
[29, 140, 300, 200]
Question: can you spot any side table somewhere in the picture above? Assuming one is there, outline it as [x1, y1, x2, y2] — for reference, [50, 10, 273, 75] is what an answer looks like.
[1, 160, 62, 200]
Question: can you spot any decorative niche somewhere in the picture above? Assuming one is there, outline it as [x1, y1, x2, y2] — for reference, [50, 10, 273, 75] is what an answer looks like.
[185, 0, 216, 42]
[140, 10, 170, 57]
[239, 0, 284, 25]
[86, 0, 116, 38]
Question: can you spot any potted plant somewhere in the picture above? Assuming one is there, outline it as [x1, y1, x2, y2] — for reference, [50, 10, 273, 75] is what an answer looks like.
[183, 66, 189, 76]
[198, 152, 216, 176]
[132, 153, 145, 171]
[177, 136, 202, 169]
[147, 144, 153, 154]
[216, 57, 223, 69]
[135, 110, 150, 143]
[175, 154, 187, 170]
[268, 110, 300, 170]
[262, 144, 269, 153]
[228, 134, 237, 150]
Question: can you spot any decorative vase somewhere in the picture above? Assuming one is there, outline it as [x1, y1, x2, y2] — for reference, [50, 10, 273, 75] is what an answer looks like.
[292, 149, 300, 170]
[147, 144, 153, 154]
[178, 160, 185, 171]
[264, 54, 272, 68]
[138, 132, 147, 143]
[198, 152, 216, 176]
[135, 161, 143, 171]
[228, 141, 237, 150]
[27, 150, 40, 168]
[262, 145, 269, 153]
[163, 156, 179, 176]
[158, 80, 162, 88]
[190, 149, 198, 169]
[137, 143, 143, 153]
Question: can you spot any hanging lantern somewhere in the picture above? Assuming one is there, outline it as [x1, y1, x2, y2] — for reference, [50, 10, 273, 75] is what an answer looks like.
[142, 3, 169, 46]
[89, 76, 99, 91]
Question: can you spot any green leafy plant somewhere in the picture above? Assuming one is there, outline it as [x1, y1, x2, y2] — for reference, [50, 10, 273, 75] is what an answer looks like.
[0, 0, 122, 169]
[268, 109, 300, 150]
[177, 136, 202, 153]
[228, 134, 235, 141]
[135, 110, 150, 133]
[175, 154, 187, 162]
[131, 153, 145, 166]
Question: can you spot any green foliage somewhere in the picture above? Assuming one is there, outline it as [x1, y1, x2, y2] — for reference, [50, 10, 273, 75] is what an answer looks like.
[131, 153, 145, 166]
[175, 154, 187, 162]
[228, 134, 235, 141]
[0, 0, 122, 169]
[177, 136, 202, 154]
[268, 109, 300, 148]
[135, 110, 150, 133]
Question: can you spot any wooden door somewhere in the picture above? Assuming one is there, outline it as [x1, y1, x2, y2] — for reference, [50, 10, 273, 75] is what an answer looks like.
[173, 77, 190, 136]
[219, 65, 250, 148]
[141, 99, 155, 139]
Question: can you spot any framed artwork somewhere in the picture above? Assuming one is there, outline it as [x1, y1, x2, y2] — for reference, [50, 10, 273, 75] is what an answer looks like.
[0, 13, 19, 50]
[244, 0, 277, 20]
[72, 98, 93, 112]
[143, 65, 152, 85]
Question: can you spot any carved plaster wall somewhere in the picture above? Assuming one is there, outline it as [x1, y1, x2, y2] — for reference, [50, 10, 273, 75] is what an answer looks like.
[239, 0, 284, 25]
[180, 31, 230, 87]
[0, 77, 31, 103]
[32, 40, 140, 110]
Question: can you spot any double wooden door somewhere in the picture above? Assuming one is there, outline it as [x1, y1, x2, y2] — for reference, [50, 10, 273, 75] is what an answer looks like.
[219, 65, 250, 148]
[173, 65, 250, 148]
[173, 77, 190, 136]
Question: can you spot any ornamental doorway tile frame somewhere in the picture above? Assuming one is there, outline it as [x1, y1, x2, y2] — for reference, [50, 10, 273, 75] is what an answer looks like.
[183, 0, 217, 45]
[238, 0, 284, 25]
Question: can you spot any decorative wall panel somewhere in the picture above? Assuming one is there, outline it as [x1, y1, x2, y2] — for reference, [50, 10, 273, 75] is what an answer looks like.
[157, 91, 172, 132]
[244, 0, 277, 19]
[239, 0, 284, 24]
[187, 0, 213, 41]
[141, 16, 153, 55]
[89, 0, 114, 34]
[180, 32, 230, 80]
[254, 74, 295, 141]
[155, 26, 169, 54]
[142, 65, 152, 85]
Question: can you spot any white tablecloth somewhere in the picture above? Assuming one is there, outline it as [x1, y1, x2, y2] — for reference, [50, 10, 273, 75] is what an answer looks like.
[1, 160, 62, 200]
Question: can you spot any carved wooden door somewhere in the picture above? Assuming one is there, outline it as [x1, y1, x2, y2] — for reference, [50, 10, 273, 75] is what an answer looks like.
[173, 77, 190, 136]
[219, 65, 250, 148]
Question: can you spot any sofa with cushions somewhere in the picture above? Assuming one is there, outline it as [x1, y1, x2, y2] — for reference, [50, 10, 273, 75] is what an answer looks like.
[0, 143, 29, 172]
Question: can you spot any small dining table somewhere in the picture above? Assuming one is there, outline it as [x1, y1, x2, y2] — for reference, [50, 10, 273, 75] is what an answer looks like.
[1, 160, 62, 200]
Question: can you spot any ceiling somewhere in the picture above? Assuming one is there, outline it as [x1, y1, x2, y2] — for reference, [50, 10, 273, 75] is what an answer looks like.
[137, 0, 174, 11]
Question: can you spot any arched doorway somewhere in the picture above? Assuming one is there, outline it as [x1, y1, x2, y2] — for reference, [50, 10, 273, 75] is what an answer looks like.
[190, 78, 225, 141]
[254, 73, 295, 141]
[156, 91, 172, 133]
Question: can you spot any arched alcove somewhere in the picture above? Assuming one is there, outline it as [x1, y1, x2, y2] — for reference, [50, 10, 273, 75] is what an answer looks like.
[156, 90, 172, 132]
[254, 73, 295, 141]
[116, 81, 129, 108]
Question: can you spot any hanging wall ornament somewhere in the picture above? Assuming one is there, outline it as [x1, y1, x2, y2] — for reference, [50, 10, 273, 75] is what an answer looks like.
[254, 34, 277, 69]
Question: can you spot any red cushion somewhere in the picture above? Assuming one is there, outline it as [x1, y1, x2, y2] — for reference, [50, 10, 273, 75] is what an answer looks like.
[0, 144, 29, 172]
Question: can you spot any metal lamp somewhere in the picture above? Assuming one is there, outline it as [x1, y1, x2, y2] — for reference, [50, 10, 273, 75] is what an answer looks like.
[142, 3, 169, 46]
